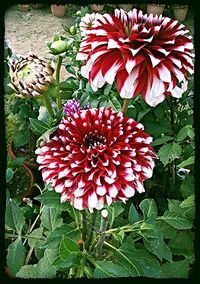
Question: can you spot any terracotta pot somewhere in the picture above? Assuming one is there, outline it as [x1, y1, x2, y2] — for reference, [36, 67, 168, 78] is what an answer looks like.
[8, 139, 38, 169]
[118, 4, 133, 11]
[147, 4, 165, 16]
[18, 4, 29, 12]
[90, 4, 105, 12]
[173, 5, 188, 21]
[7, 164, 35, 200]
[51, 4, 66, 17]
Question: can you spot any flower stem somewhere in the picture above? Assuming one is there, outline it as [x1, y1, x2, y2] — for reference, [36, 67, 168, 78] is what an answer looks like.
[95, 209, 109, 260]
[122, 98, 130, 116]
[55, 55, 63, 111]
[85, 209, 97, 251]
[168, 96, 176, 185]
[77, 253, 86, 278]
[81, 210, 87, 242]
[42, 92, 55, 118]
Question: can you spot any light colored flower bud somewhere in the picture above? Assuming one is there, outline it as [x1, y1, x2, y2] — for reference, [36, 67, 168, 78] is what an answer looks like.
[50, 40, 68, 55]
[8, 53, 54, 98]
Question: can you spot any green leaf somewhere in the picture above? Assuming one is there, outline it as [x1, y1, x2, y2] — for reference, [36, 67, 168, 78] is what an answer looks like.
[136, 246, 161, 277]
[106, 201, 124, 229]
[52, 254, 79, 269]
[156, 221, 177, 239]
[5, 200, 25, 234]
[113, 241, 161, 277]
[29, 118, 50, 136]
[112, 244, 141, 276]
[158, 142, 182, 166]
[94, 261, 129, 278]
[144, 237, 172, 262]
[154, 105, 165, 120]
[16, 265, 38, 278]
[7, 237, 25, 275]
[139, 223, 162, 239]
[151, 136, 174, 146]
[13, 129, 30, 147]
[108, 95, 122, 111]
[103, 84, 112, 96]
[38, 106, 51, 123]
[177, 156, 195, 168]
[36, 126, 58, 148]
[128, 203, 139, 224]
[161, 260, 190, 278]
[6, 168, 14, 183]
[41, 205, 63, 232]
[59, 236, 80, 261]
[35, 190, 70, 211]
[42, 224, 80, 249]
[180, 175, 194, 198]
[137, 108, 152, 121]
[139, 199, 157, 223]
[141, 113, 170, 138]
[66, 66, 76, 76]
[180, 194, 194, 208]
[168, 231, 194, 258]
[112, 231, 125, 247]
[35, 249, 57, 278]
[34, 247, 45, 260]
[28, 227, 44, 248]
[176, 125, 194, 142]
[16, 250, 57, 278]
[167, 199, 182, 215]
[159, 211, 193, 229]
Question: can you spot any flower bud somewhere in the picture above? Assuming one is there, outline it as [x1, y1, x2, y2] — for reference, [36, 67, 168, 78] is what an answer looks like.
[69, 25, 77, 35]
[50, 39, 68, 55]
[8, 53, 54, 98]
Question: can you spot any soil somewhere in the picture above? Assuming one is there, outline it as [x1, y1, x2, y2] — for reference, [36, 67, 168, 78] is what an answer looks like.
[4, 4, 76, 60]
[4, 4, 77, 81]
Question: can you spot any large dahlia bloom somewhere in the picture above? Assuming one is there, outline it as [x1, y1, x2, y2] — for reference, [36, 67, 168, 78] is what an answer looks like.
[9, 53, 54, 98]
[36, 107, 156, 211]
[77, 9, 194, 107]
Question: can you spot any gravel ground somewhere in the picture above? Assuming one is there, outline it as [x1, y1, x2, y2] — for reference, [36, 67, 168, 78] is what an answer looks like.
[4, 4, 76, 60]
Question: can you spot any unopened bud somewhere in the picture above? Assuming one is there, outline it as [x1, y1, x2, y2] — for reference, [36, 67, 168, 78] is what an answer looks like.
[50, 40, 68, 55]
[69, 25, 77, 35]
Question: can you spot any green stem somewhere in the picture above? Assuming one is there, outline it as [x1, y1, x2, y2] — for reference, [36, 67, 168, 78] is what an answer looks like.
[77, 253, 86, 278]
[121, 98, 130, 116]
[68, 267, 76, 279]
[95, 210, 109, 260]
[42, 92, 55, 117]
[81, 210, 87, 242]
[55, 55, 63, 111]
[168, 97, 176, 185]
[72, 207, 81, 231]
[105, 221, 142, 235]
[85, 209, 97, 251]
[5, 233, 46, 241]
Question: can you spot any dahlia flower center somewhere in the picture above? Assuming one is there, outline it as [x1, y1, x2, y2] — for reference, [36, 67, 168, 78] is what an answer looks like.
[84, 132, 106, 148]
[18, 64, 34, 81]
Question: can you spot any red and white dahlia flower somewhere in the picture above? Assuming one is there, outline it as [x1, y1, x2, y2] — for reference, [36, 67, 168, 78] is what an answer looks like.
[77, 8, 194, 107]
[36, 107, 156, 211]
